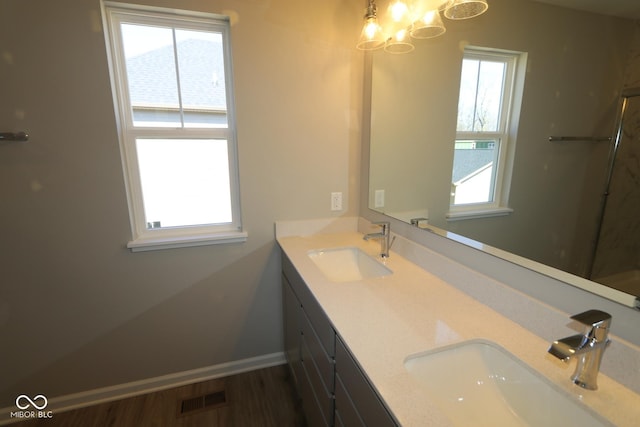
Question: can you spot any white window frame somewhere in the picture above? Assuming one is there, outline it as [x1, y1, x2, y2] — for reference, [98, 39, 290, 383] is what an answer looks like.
[447, 47, 527, 221]
[102, 2, 246, 251]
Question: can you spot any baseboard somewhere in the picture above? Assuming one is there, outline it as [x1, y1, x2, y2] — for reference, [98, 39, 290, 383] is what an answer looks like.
[0, 352, 286, 426]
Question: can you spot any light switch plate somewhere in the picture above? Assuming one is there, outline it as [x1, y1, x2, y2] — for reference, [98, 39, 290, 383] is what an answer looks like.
[374, 189, 385, 208]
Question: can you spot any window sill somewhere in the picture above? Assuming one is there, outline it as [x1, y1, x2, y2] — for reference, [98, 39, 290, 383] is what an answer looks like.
[127, 231, 248, 252]
[446, 207, 513, 222]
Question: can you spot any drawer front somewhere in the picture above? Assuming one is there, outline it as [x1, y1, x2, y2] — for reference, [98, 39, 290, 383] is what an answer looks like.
[283, 254, 335, 356]
[301, 335, 334, 425]
[335, 337, 397, 427]
[335, 373, 365, 427]
[300, 308, 335, 392]
[282, 275, 302, 366]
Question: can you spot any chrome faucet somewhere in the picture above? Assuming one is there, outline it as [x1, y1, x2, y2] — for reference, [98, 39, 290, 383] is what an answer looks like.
[548, 309, 611, 390]
[363, 221, 393, 258]
[410, 217, 428, 227]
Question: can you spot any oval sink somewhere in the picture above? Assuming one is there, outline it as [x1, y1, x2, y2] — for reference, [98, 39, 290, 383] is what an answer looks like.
[404, 340, 612, 426]
[307, 247, 392, 282]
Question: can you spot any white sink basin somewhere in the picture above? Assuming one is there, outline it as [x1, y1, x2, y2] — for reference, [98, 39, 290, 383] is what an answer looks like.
[307, 247, 392, 282]
[404, 340, 611, 426]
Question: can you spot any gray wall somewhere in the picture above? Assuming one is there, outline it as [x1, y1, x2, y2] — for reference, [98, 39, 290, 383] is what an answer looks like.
[0, 0, 362, 407]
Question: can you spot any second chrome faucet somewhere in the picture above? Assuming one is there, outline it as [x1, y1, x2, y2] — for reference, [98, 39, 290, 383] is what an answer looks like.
[548, 309, 612, 390]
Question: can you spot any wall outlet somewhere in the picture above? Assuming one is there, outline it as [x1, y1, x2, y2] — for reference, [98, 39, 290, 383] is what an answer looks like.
[331, 192, 343, 211]
[374, 189, 385, 208]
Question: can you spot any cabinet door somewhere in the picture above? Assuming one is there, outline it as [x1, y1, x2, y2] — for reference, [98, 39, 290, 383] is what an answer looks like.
[335, 337, 397, 427]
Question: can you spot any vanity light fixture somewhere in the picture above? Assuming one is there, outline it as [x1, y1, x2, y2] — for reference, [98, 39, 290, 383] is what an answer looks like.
[356, 0, 387, 50]
[356, 0, 488, 54]
[444, 0, 489, 19]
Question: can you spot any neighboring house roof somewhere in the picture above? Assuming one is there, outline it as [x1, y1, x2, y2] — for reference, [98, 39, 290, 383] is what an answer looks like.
[126, 38, 227, 109]
[452, 149, 494, 183]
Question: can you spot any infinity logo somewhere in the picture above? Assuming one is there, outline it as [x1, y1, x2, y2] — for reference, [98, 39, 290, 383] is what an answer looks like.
[15, 395, 48, 410]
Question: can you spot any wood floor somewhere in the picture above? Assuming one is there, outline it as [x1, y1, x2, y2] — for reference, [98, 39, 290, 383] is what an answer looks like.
[10, 365, 306, 427]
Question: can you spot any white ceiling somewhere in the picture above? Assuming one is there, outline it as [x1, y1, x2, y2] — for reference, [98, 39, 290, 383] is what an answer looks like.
[532, 0, 640, 19]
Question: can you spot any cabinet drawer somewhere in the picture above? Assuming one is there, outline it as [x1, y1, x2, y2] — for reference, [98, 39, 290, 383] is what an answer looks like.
[283, 275, 302, 365]
[300, 307, 335, 392]
[301, 335, 334, 425]
[335, 337, 397, 427]
[283, 254, 335, 356]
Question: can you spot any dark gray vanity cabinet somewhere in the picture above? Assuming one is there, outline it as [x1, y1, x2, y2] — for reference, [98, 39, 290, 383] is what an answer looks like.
[283, 254, 335, 427]
[282, 253, 397, 427]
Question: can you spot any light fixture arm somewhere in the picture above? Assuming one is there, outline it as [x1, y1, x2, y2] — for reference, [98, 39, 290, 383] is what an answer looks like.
[364, 0, 378, 20]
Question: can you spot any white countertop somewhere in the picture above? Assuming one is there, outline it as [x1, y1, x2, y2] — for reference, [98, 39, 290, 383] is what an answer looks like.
[277, 229, 640, 426]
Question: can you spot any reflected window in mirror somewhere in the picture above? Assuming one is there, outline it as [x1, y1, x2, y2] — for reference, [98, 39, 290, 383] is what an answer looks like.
[448, 47, 526, 221]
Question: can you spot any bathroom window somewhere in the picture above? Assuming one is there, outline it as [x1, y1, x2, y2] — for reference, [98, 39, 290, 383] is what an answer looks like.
[102, 2, 245, 251]
[448, 47, 526, 221]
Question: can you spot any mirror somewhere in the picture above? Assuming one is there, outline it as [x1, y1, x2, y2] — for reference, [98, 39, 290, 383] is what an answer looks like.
[368, 0, 640, 307]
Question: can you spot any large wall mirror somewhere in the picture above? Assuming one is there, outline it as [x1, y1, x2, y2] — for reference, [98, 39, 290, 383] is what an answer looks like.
[368, 0, 640, 307]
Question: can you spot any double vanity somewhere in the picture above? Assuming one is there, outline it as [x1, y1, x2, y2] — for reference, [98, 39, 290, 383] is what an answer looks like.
[277, 218, 640, 426]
